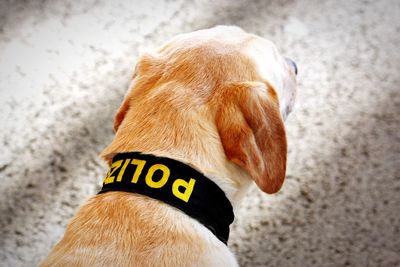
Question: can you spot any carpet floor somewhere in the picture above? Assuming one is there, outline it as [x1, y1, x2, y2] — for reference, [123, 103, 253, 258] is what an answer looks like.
[0, 0, 399, 266]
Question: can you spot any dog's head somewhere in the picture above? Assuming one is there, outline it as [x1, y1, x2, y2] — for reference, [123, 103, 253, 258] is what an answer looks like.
[104, 26, 297, 194]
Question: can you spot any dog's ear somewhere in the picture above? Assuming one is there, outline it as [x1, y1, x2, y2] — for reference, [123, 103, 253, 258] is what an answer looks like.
[113, 54, 163, 132]
[113, 99, 130, 132]
[215, 81, 287, 194]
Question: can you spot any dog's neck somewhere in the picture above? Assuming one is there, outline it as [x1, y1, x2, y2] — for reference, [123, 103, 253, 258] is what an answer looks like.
[99, 152, 235, 244]
[101, 108, 253, 208]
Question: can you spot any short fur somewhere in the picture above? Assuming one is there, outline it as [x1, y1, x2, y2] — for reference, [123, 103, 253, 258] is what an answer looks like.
[41, 25, 297, 267]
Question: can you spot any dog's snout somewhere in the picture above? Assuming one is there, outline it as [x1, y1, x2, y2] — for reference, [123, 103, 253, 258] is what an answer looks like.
[285, 57, 298, 75]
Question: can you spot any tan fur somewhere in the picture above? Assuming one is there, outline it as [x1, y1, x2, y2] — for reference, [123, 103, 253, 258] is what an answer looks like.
[213, 81, 287, 193]
[40, 26, 297, 267]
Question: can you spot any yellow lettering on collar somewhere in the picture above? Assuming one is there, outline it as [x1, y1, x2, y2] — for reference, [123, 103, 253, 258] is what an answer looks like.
[116, 159, 131, 182]
[145, 164, 170, 188]
[130, 159, 146, 183]
[104, 158, 197, 203]
[104, 160, 123, 184]
[172, 178, 196, 202]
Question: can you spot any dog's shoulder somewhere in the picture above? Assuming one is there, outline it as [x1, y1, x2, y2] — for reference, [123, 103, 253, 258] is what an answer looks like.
[41, 192, 238, 267]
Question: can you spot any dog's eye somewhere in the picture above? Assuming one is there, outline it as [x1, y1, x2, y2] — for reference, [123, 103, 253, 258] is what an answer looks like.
[285, 58, 298, 75]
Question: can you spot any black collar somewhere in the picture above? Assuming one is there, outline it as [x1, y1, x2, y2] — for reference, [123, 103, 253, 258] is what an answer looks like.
[98, 152, 234, 244]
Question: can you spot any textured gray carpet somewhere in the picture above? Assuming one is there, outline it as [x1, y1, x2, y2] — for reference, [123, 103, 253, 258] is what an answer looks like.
[1, 0, 399, 266]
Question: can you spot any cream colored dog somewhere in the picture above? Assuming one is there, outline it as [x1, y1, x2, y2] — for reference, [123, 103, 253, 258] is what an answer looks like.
[41, 25, 297, 267]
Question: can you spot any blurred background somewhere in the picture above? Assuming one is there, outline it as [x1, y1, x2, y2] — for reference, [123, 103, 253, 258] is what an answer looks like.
[0, 0, 399, 266]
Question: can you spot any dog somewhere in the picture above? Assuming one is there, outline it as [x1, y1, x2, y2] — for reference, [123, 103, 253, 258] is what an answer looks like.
[40, 25, 297, 267]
